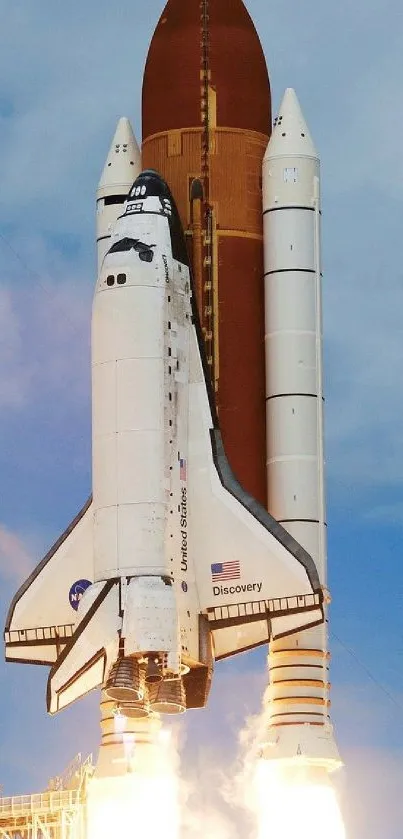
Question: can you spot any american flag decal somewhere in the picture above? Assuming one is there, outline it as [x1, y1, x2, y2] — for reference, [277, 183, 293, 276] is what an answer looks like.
[179, 457, 187, 482]
[211, 561, 241, 582]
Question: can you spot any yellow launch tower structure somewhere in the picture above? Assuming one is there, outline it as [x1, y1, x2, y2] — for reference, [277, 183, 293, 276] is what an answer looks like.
[0, 755, 92, 839]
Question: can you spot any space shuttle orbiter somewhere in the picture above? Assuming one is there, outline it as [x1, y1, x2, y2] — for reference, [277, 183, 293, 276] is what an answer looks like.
[5, 170, 323, 719]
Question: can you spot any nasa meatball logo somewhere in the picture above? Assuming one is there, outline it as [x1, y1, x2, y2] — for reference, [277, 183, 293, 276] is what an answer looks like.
[69, 579, 92, 611]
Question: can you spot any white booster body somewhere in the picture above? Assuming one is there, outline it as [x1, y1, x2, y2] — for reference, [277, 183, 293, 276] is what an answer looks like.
[262, 89, 341, 770]
[96, 117, 141, 272]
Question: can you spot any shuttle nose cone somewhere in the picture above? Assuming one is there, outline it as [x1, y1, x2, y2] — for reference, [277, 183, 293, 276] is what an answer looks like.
[264, 88, 318, 160]
[123, 170, 190, 266]
[127, 169, 175, 202]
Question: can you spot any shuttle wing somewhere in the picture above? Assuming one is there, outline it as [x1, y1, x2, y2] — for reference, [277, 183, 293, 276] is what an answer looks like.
[47, 580, 120, 713]
[187, 321, 324, 653]
[5, 498, 94, 665]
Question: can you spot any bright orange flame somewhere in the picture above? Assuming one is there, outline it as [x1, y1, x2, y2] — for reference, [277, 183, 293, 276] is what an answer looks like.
[87, 736, 179, 839]
[254, 762, 346, 839]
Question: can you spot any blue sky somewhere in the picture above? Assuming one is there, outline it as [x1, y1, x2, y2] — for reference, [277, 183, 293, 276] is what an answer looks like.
[0, 0, 402, 836]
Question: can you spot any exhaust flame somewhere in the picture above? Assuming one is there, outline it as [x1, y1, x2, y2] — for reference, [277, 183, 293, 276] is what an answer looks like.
[91, 701, 346, 839]
[87, 773, 179, 839]
[113, 708, 127, 734]
[87, 728, 180, 839]
[254, 762, 346, 839]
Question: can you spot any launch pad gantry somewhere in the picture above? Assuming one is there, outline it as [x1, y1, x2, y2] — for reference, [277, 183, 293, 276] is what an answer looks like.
[0, 755, 92, 839]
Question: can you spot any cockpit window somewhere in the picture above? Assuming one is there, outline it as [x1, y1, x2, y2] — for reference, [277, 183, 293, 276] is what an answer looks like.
[108, 237, 156, 263]
[129, 184, 147, 199]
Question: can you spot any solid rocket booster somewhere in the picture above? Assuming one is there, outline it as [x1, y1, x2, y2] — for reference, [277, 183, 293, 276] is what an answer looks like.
[264, 90, 325, 591]
[262, 89, 341, 770]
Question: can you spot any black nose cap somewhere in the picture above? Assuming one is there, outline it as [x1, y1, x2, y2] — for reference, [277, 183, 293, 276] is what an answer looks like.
[128, 169, 174, 202]
[127, 170, 190, 267]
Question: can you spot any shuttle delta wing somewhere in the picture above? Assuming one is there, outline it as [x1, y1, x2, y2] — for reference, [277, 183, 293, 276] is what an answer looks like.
[47, 580, 120, 713]
[187, 305, 324, 656]
[5, 499, 94, 665]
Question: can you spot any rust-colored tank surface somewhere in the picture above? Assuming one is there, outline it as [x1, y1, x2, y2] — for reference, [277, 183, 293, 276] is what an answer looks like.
[142, 0, 271, 505]
[142, 0, 270, 136]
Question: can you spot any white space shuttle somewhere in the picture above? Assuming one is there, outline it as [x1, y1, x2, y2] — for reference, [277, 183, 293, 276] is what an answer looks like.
[5, 169, 324, 719]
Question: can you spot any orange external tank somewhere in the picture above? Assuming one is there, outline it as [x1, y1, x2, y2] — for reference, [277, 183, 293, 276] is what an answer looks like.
[142, 0, 271, 505]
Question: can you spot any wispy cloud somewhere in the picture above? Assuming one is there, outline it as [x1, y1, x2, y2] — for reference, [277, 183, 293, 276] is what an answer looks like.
[342, 747, 403, 839]
[0, 524, 33, 583]
[0, 287, 27, 409]
[324, 191, 403, 496]
[0, 233, 91, 418]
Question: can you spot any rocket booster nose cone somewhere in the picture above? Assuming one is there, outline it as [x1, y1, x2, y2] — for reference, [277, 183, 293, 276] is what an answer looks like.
[264, 88, 318, 160]
[97, 117, 141, 198]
